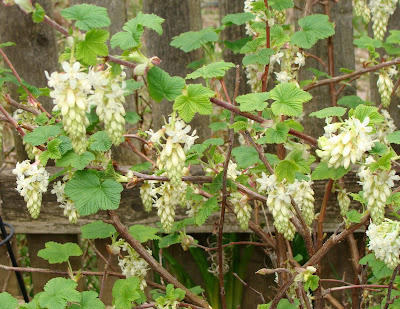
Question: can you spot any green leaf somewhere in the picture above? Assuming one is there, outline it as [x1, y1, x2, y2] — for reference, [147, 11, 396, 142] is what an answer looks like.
[0, 42, 15, 48]
[243, 48, 275, 65]
[285, 119, 304, 132]
[129, 224, 160, 242]
[354, 105, 384, 124]
[276, 159, 299, 183]
[271, 25, 290, 47]
[38, 241, 82, 264]
[208, 172, 223, 194]
[311, 162, 350, 180]
[40, 138, 62, 165]
[124, 111, 141, 124]
[171, 27, 218, 52]
[346, 210, 362, 223]
[65, 169, 123, 216]
[203, 138, 224, 147]
[359, 253, 393, 279]
[60, 4, 111, 31]
[224, 36, 252, 54]
[69, 291, 105, 309]
[387, 30, 400, 44]
[147, 66, 185, 102]
[270, 0, 294, 11]
[34, 112, 49, 125]
[240, 37, 265, 54]
[236, 92, 270, 112]
[232, 146, 260, 168]
[369, 151, 394, 172]
[265, 122, 290, 144]
[230, 121, 248, 133]
[353, 35, 382, 49]
[173, 84, 215, 122]
[270, 83, 312, 116]
[112, 277, 144, 309]
[76, 29, 109, 66]
[58, 135, 73, 155]
[81, 221, 116, 239]
[89, 131, 112, 152]
[370, 142, 388, 156]
[0, 292, 18, 309]
[209, 121, 228, 131]
[32, 3, 45, 23]
[133, 12, 164, 34]
[39, 278, 81, 309]
[304, 274, 319, 291]
[309, 106, 347, 118]
[23, 125, 62, 146]
[124, 79, 144, 95]
[222, 12, 255, 25]
[291, 14, 335, 49]
[130, 161, 151, 172]
[56, 150, 95, 170]
[387, 131, 400, 144]
[110, 25, 143, 50]
[337, 95, 370, 109]
[196, 196, 219, 226]
[186, 61, 235, 80]
[307, 68, 332, 79]
[159, 233, 180, 248]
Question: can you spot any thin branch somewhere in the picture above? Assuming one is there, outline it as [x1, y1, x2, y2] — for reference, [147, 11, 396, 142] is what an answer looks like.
[3, 94, 40, 116]
[317, 179, 334, 249]
[384, 265, 400, 309]
[233, 272, 265, 303]
[323, 284, 394, 296]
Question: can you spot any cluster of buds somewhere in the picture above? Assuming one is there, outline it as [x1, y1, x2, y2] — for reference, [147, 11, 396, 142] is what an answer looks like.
[13, 109, 41, 160]
[275, 47, 305, 84]
[140, 180, 156, 212]
[230, 192, 252, 231]
[112, 239, 150, 290]
[273, 9, 286, 24]
[373, 109, 396, 144]
[51, 175, 79, 224]
[337, 187, 351, 217]
[46, 62, 91, 154]
[377, 66, 397, 108]
[370, 0, 398, 41]
[13, 160, 49, 219]
[257, 173, 296, 240]
[354, 0, 371, 23]
[88, 66, 127, 145]
[358, 157, 399, 224]
[316, 116, 375, 169]
[366, 219, 400, 269]
[291, 179, 315, 226]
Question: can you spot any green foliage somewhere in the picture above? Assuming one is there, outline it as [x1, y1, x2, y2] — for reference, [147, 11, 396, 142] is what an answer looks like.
[354, 35, 382, 50]
[56, 150, 96, 170]
[242, 48, 275, 65]
[222, 12, 255, 25]
[337, 95, 371, 109]
[39, 278, 81, 309]
[112, 277, 145, 308]
[236, 92, 270, 112]
[39, 138, 62, 165]
[81, 221, 116, 239]
[69, 291, 105, 309]
[173, 84, 215, 122]
[32, 3, 45, 23]
[353, 104, 384, 124]
[368, 151, 394, 172]
[129, 224, 160, 242]
[309, 106, 347, 118]
[264, 122, 290, 144]
[60, 4, 111, 31]
[359, 254, 393, 279]
[224, 37, 252, 54]
[23, 125, 62, 146]
[124, 111, 141, 124]
[186, 61, 235, 80]
[159, 233, 180, 248]
[147, 66, 185, 102]
[346, 210, 362, 223]
[130, 161, 151, 172]
[291, 14, 335, 49]
[387, 131, 400, 144]
[270, 83, 312, 116]
[270, 0, 294, 11]
[196, 196, 219, 226]
[65, 169, 123, 216]
[88, 131, 112, 152]
[0, 292, 18, 309]
[311, 162, 350, 180]
[38, 241, 82, 264]
[271, 25, 290, 47]
[0, 42, 15, 48]
[76, 29, 109, 65]
[232, 146, 261, 168]
[304, 275, 319, 291]
[171, 27, 218, 52]
[154, 284, 185, 307]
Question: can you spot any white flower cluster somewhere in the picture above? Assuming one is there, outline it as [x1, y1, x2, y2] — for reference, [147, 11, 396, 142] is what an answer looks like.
[140, 180, 156, 212]
[114, 239, 150, 290]
[377, 66, 397, 108]
[13, 160, 49, 219]
[205, 160, 240, 181]
[13, 109, 40, 160]
[366, 219, 400, 269]
[358, 157, 399, 224]
[230, 192, 252, 231]
[88, 67, 127, 145]
[273, 9, 286, 24]
[373, 109, 396, 144]
[354, 0, 371, 23]
[316, 116, 375, 169]
[369, 0, 398, 41]
[275, 48, 305, 84]
[51, 175, 79, 224]
[291, 179, 315, 226]
[337, 188, 351, 217]
[257, 173, 296, 240]
[46, 62, 91, 154]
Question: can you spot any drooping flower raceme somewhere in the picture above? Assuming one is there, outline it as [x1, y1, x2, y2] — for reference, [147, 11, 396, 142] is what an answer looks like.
[373, 109, 396, 144]
[51, 175, 79, 224]
[354, 0, 371, 23]
[291, 179, 315, 226]
[13, 108, 40, 159]
[377, 66, 397, 108]
[366, 219, 400, 269]
[316, 116, 375, 169]
[337, 188, 351, 217]
[46, 61, 91, 154]
[358, 157, 399, 224]
[230, 192, 252, 231]
[369, 0, 398, 41]
[13, 160, 49, 219]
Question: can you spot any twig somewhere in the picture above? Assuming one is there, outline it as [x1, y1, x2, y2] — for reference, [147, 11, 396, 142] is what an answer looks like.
[323, 284, 395, 296]
[205, 241, 269, 251]
[317, 179, 334, 249]
[125, 138, 156, 167]
[233, 272, 265, 303]
[87, 239, 117, 273]
[3, 94, 40, 116]
[99, 253, 112, 299]
[0, 104, 26, 137]
[384, 265, 400, 309]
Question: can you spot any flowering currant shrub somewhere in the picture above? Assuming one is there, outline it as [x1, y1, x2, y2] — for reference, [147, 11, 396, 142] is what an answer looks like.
[2, 0, 400, 308]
